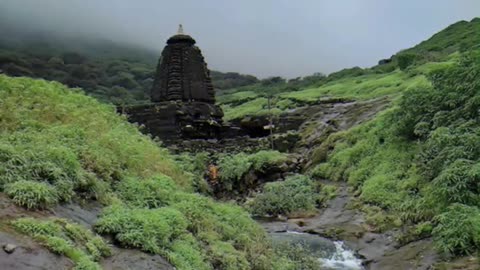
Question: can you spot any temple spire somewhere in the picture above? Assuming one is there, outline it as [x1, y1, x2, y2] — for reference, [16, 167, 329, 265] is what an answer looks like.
[177, 24, 184, 35]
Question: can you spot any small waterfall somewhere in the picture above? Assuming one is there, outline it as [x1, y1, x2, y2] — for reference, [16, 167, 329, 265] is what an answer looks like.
[269, 230, 364, 270]
[319, 241, 363, 270]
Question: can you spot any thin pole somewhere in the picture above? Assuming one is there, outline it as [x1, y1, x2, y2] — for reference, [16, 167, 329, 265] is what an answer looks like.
[268, 96, 274, 150]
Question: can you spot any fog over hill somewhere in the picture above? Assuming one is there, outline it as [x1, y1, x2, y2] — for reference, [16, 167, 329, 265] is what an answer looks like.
[1, 0, 479, 77]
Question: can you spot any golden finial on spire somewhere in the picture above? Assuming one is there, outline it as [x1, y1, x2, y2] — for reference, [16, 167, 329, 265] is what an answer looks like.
[177, 24, 184, 35]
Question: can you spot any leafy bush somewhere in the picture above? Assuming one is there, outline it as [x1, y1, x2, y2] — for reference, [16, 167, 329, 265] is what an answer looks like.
[11, 218, 110, 270]
[4, 180, 58, 209]
[218, 153, 252, 189]
[249, 174, 320, 217]
[432, 204, 480, 255]
[95, 205, 189, 254]
[397, 53, 417, 70]
[116, 175, 177, 208]
[272, 242, 321, 270]
[95, 187, 277, 269]
[249, 150, 288, 171]
[217, 151, 287, 191]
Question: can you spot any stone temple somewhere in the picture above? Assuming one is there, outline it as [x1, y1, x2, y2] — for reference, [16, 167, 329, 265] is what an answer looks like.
[151, 24, 216, 104]
[121, 25, 224, 140]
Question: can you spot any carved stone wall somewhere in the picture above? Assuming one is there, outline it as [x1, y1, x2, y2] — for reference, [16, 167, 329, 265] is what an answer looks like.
[151, 34, 215, 103]
[122, 30, 225, 141]
[120, 101, 224, 140]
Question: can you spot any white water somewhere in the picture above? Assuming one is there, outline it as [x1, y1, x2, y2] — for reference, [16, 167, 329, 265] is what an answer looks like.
[319, 241, 364, 270]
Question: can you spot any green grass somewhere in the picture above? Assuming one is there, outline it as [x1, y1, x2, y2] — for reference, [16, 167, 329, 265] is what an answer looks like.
[217, 90, 260, 105]
[282, 71, 429, 101]
[11, 218, 111, 270]
[248, 174, 321, 218]
[0, 74, 189, 209]
[217, 151, 288, 191]
[5, 180, 58, 209]
[222, 97, 283, 121]
[221, 56, 460, 122]
[309, 50, 480, 253]
[221, 64, 440, 121]
[0, 75, 303, 269]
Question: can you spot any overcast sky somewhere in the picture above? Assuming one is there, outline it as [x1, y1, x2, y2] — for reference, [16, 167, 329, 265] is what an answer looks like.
[1, 0, 479, 78]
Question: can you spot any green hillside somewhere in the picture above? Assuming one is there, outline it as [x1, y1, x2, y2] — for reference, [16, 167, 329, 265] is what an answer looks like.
[1, 14, 480, 269]
[0, 75, 311, 270]
[219, 17, 479, 122]
[220, 17, 480, 258]
[312, 48, 480, 255]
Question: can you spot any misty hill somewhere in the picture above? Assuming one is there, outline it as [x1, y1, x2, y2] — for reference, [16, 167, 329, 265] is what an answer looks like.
[0, 26, 258, 105]
[218, 17, 480, 120]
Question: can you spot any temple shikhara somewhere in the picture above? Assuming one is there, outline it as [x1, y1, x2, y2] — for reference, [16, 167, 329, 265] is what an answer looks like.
[151, 24, 216, 104]
[122, 25, 224, 140]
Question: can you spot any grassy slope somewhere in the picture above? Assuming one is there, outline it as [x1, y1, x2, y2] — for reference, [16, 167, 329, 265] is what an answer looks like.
[220, 60, 449, 121]
[311, 49, 480, 256]
[0, 75, 301, 270]
[221, 17, 480, 259]
[220, 18, 479, 122]
[301, 18, 480, 257]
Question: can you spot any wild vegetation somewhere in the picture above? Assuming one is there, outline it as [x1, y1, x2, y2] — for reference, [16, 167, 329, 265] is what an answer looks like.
[217, 150, 288, 191]
[248, 174, 322, 217]
[311, 49, 480, 255]
[218, 18, 479, 122]
[1, 14, 480, 269]
[12, 218, 111, 270]
[0, 75, 308, 269]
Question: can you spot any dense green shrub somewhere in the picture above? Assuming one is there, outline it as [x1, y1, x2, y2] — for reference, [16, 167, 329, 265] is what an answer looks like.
[95, 186, 277, 269]
[4, 180, 58, 209]
[95, 205, 189, 254]
[432, 204, 480, 255]
[11, 217, 110, 270]
[397, 53, 417, 70]
[249, 150, 288, 171]
[116, 175, 176, 208]
[249, 174, 320, 217]
[272, 242, 321, 270]
[217, 151, 287, 191]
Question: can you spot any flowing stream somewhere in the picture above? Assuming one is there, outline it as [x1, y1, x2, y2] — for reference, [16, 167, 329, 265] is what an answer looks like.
[270, 231, 363, 270]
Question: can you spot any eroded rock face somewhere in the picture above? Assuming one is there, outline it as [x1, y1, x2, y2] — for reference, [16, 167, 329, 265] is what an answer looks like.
[0, 231, 74, 270]
[101, 247, 174, 270]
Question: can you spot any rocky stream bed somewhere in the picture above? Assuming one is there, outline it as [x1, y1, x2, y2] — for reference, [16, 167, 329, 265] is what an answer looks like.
[258, 183, 438, 270]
